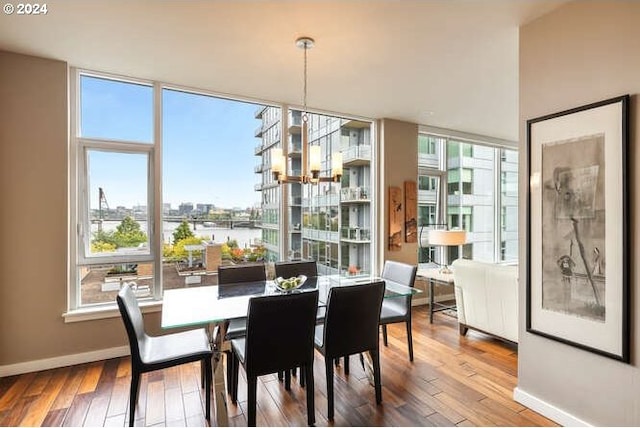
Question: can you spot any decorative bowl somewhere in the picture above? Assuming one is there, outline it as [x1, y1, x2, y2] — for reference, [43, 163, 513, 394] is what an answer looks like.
[274, 275, 307, 292]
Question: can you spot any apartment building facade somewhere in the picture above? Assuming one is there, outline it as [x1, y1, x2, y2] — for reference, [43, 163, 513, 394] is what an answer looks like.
[254, 107, 373, 275]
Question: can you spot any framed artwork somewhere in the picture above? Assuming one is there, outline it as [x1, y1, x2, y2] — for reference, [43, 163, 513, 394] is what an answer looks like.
[404, 180, 417, 243]
[388, 186, 402, 251]
[526, 95, 629, 362]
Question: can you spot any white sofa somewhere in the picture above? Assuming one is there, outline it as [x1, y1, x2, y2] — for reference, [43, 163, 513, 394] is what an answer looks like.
[452, 259, 518, 344]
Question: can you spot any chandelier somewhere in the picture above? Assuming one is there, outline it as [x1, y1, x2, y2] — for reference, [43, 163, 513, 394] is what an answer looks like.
[271, 37, 343, 184]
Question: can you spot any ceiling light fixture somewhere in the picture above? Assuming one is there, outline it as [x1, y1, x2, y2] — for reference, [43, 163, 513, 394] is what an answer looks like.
[271, 36, 343, 184]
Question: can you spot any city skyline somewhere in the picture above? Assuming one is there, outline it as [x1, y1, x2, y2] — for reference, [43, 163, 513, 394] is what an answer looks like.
[82, 75, 264, 209]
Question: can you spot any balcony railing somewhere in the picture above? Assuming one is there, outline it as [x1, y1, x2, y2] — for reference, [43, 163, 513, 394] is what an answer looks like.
[254, 164, 264, 173]
[340, 186, 370, 202]
[341, 227, 371, 242]
[254, 183, 263, 191]
[342, 145, 371, 165]
[254, 105, 267, 119]
[255, 124, 264, 137]
[254, 143, 264, 155]
[289, 143, 302, 156]
[302, 229, 340, 243]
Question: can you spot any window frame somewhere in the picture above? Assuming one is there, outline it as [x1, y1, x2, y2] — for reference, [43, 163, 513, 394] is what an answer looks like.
[69, 68, 379, 315]
[69, 69, 160, 312]
[418, 127, 518, 265]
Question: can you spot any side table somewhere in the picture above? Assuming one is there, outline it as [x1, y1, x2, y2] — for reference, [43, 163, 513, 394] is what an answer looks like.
[417, 268, 456, 323]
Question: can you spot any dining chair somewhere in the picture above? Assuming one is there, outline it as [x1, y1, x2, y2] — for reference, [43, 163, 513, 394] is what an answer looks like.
[217, 263, 267, 392]
[229, 290, 319, 426]
[379, 260, 418, 361]
[274, 259, 319, 386]
[117, 284, 212, 426]
[274, 259, 318, 279]
[314, 281, 385, 420]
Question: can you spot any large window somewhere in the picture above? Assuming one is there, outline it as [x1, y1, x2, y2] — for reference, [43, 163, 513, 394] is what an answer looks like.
[417, 132, 518, 267]
[72, 72, 270, 309]
[73, 74, 156, 307]
[71, 70, 375, 311]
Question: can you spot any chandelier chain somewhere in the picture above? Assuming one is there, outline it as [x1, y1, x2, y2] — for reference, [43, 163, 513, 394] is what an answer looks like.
[303, 42, 308, 123]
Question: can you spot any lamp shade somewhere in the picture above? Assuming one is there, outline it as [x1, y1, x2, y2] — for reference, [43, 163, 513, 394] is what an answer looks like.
[428, 229, 467, 246]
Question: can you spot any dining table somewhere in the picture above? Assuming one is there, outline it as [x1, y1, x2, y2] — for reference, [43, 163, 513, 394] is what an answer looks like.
[161, 274, 421, 426]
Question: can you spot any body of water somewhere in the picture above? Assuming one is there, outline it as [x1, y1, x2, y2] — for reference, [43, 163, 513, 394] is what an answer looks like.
[92, 220, 262, 248]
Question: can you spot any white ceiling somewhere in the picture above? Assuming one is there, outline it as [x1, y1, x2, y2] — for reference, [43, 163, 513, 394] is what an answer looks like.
[0, 0, 565, 141]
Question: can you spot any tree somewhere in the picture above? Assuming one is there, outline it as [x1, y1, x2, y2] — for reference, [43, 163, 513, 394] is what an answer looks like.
[173, 220, 194, 243]
[113, 216, 147, 248]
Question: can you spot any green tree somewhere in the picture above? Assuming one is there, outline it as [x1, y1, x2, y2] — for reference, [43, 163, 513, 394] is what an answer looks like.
[173, 220, 194, 243]
[113, 216, 147, 248]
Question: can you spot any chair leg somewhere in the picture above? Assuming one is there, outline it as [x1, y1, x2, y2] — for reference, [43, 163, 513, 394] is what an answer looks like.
[305, 363, 315, 426]
[325, 358, 335, 420]
[278, 371, 284, 381]
[204, 357, 212, 421]
[344, 355, 350, 375]
[201, 360, 205, 389]
[231, 352, 239, 404]
[406, 319, 414, 362]
[300, 364, 306, 388]
[334, 357, 340, 367]
[370, 349, 382, 405]
[247, 375, 258, 427]
[285, 369, 291, 391]
[128, 370, 140, 427]
[225, 350, 233, 395]
[382, 324, 388, 346]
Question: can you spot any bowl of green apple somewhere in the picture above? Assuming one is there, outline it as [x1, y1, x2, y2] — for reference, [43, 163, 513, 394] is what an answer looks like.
[274, 275, 307, 292]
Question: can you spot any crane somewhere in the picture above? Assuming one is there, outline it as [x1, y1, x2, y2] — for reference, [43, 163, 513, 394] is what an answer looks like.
[97, 187, 110, 232]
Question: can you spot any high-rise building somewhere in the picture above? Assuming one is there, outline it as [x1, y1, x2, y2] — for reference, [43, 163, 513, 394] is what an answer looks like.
[254, 108, 372, 274]
[417, 134, 518, 265]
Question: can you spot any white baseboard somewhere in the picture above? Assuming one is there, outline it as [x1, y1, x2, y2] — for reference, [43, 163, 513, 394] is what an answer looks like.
[514, 387, 591, 427]
[0, 346, 130, 377]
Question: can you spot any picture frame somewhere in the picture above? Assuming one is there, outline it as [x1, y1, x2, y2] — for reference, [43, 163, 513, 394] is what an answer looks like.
[388, 186, 403, 251]
[526, 95, 629, 362]
[404, 180, 417, 243]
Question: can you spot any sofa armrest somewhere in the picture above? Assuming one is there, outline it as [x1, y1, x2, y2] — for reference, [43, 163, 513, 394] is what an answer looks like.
[454, 285, 466, 325]
[452, 259, 518, 343]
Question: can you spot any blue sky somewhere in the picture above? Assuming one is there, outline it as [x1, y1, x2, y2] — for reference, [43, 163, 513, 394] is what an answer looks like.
[81, 76, 262, 210]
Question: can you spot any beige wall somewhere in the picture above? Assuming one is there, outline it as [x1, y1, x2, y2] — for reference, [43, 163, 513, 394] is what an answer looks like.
[379, 119, 419, 267]
[518, 1, 639, 425]
[0, 51, 161, 366]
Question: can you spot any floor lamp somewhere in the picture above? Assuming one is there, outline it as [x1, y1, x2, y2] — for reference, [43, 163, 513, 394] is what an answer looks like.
[420, 227, 467, 274]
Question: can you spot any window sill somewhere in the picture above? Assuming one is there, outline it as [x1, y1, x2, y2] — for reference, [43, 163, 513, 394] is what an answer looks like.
[63, 299, 163, 323]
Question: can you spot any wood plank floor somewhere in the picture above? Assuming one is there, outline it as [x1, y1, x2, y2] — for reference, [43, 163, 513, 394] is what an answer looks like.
[0, 306, 558, 427]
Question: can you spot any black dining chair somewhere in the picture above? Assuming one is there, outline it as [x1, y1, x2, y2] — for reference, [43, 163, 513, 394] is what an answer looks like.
[217, 263, 267, 392]
[379, 260, 418, 361]
[117, 284, 212, 427]
[274, 259, 318, 279]
[314, 281, 385, 420]
[229, 290, 318, 427]
[274, 259, 319, 385]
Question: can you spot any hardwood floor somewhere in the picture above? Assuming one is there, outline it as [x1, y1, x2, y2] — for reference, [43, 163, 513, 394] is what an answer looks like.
[0, 306, 558, 427]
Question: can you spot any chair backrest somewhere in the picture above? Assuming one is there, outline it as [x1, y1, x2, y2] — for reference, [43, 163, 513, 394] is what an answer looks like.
[244, 290, 319, 377]
[116, 284, 146, 366]
[218, 263, 266, 285]
[381, 260, 417, 287]
[275, 260, 318, 279]
[381, 260, 417, 312]
[322, 281, 385, 358]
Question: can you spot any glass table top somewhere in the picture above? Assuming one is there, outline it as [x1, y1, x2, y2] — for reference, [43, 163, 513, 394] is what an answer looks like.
[161, 274, 421, 329]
